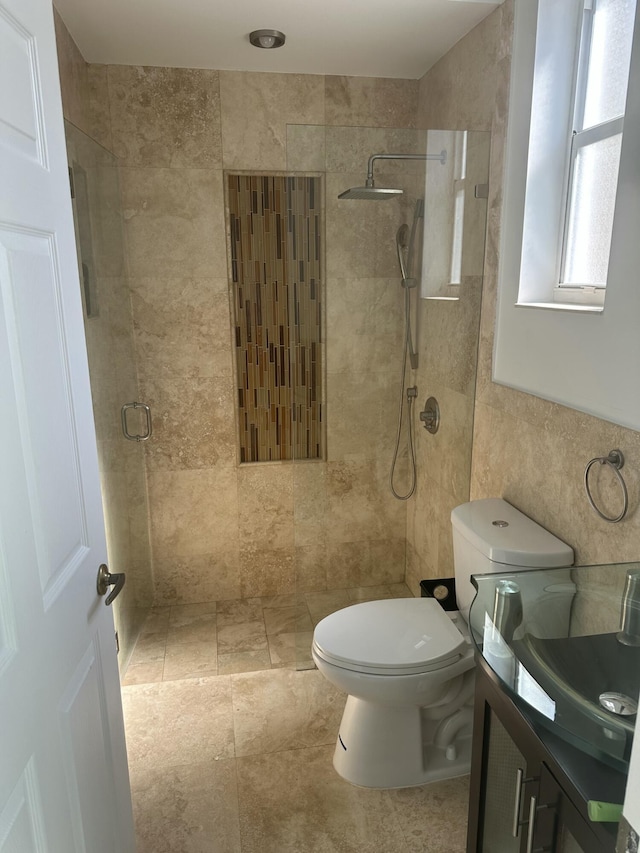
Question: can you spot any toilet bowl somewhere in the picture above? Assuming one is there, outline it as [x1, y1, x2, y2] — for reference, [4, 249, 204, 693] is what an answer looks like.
[312, 498, 574, 789]
[312, 598, 475, 788]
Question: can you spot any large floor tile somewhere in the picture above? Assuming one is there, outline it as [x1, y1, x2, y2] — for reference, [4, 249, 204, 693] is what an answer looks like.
[139, 606, 171, 636]
[387, 775, 470, 852]
[216, 597, 263, 626]
[267, 631, 314, 667]
[122, 659, 165, 686]
[170, 601, 217, 622]
[217, 649, 272, 675]
[236, 745, 410, 853]
[263, 604, 313, 635]
[122, 676, 235, 785]
[127, 632, 167, 666]
[167, 612, 217, 644]
[231, 668, 345, 757]
[163, 640, 218, 680]
[217, 620, 268, 654]
[132, 759, 241, 853]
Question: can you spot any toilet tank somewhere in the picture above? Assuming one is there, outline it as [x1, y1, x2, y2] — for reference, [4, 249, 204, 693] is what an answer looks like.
[451, 498, 574, 619]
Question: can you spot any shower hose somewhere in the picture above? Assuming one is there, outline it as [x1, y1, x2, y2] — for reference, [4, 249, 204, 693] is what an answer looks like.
[389, 283, 417, 500]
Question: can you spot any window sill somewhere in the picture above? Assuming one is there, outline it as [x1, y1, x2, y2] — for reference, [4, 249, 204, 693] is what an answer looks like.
[515, 301, 604, 314]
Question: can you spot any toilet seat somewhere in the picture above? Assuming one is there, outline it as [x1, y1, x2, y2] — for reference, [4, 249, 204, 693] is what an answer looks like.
[312, 598, 469, 676]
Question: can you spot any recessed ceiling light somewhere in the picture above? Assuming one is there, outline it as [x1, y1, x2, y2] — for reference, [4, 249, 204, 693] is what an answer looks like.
[249, 29, 286, 49]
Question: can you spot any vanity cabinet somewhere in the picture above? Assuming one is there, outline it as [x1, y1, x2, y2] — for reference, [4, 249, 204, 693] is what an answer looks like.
[467, 657, 626, 853]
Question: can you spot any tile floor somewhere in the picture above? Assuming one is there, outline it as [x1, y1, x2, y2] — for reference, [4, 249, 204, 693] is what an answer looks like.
[121, 585, 471, 852]
[122, 583, 413, 685]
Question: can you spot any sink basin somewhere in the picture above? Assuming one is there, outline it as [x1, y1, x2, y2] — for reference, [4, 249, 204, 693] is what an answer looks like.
[513, 632, 639, 769]
[469, 561, 640, 772]
[518, 633, 639, 729]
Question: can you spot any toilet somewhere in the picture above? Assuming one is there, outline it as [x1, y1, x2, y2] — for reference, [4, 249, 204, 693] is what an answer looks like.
[311, 498, 574, 789]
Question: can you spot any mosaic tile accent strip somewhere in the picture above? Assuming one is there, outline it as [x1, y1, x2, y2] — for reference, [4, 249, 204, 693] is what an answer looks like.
[228, 175, 323, 463]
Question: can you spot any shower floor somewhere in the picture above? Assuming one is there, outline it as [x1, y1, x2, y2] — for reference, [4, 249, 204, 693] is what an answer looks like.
[123, 582, 412, 685]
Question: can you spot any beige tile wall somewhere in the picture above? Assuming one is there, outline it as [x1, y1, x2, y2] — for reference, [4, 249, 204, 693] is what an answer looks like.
[66, 51, 419, 603]
[416, 0, 640, 586]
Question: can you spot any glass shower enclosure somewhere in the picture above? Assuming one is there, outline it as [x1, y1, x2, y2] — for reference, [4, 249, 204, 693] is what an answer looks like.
[65, 121, 153, 671]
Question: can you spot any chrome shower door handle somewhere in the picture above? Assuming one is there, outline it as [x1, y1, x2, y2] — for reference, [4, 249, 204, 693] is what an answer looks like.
[96, 563, 126, 606]
[121, 402, 152, 442]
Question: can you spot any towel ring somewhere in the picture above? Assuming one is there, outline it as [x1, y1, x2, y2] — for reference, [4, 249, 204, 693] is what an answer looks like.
[584, 449, 628, 524]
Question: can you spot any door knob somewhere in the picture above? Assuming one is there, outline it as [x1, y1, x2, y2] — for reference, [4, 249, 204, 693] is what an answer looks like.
[96, 564, 126, 606]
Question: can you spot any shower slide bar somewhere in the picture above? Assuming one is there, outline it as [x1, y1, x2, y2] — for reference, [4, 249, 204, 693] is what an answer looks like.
[121, 402, 152, 442]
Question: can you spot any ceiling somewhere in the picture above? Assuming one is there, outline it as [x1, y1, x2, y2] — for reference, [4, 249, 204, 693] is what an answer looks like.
[54, 0, 503, 80]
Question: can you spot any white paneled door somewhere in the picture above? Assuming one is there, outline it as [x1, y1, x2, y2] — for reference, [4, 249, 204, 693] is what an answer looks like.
[0, 0, 135, 851]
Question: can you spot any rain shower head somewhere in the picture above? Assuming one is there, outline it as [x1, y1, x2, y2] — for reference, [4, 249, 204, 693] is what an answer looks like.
[339, 150, 447, 200]
[338, 185, 403, 200]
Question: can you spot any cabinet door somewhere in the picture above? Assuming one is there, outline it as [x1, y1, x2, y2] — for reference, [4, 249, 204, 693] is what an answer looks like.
[479, 709, 537, 852]
[525, 764, 614, 853]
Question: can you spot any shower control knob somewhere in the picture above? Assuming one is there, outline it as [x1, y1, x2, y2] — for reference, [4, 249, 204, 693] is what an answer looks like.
[419, 396, 440, 434]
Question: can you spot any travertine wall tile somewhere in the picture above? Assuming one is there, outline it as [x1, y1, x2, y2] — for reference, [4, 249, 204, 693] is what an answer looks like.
[325, 370, 397, 461]
[239, 547, 295, 599]
[285, 125, 326, 172]
[219, 72, 325, 170]
[148, 467, 239, 558]
[130, 278, 233, 385]
[294, 544, 328, 592]
[420, 277, 483, 397]
[54, 10, 91, 134]
[107, 65, 222, 168]
[142, 375, 236, 471]
[417, 9, 501, 132]
[54, 12, 112, 148]
[326, 277, 404, 343]
[326, 459, 405, 545]
[153, 552, 241, 605]
[237, 466, 295, 552]
[121, 167, 226, 278]
[325, 173, 404, 279]
[292, 484, 327, 551]
[325, 76, 419, 129]
[325, 126, 425, 174]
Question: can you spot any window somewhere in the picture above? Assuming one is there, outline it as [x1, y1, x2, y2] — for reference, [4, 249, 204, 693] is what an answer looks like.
[493, 0, 640, 430]
[518, 0, 636, 309]
[561, 0, 635, 294]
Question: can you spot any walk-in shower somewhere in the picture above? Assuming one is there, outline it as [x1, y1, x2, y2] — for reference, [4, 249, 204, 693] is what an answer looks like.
[339, 151, 445, 500]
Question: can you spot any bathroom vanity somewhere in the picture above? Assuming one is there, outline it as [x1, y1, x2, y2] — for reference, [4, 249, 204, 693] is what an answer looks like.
[466, 563, 637, 853]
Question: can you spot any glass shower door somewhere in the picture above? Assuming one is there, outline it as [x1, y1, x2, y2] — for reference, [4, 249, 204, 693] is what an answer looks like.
[65, 121, 153, 672]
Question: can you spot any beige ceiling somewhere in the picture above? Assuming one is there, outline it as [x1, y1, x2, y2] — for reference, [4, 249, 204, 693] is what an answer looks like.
[54, 0, 502, 80]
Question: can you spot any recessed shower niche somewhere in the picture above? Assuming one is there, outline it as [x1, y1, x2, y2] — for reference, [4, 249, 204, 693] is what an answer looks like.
[227, 174, 324, 463]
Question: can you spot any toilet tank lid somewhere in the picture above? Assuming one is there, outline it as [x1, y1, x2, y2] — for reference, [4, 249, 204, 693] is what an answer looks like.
[451, 499, 574, 568]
